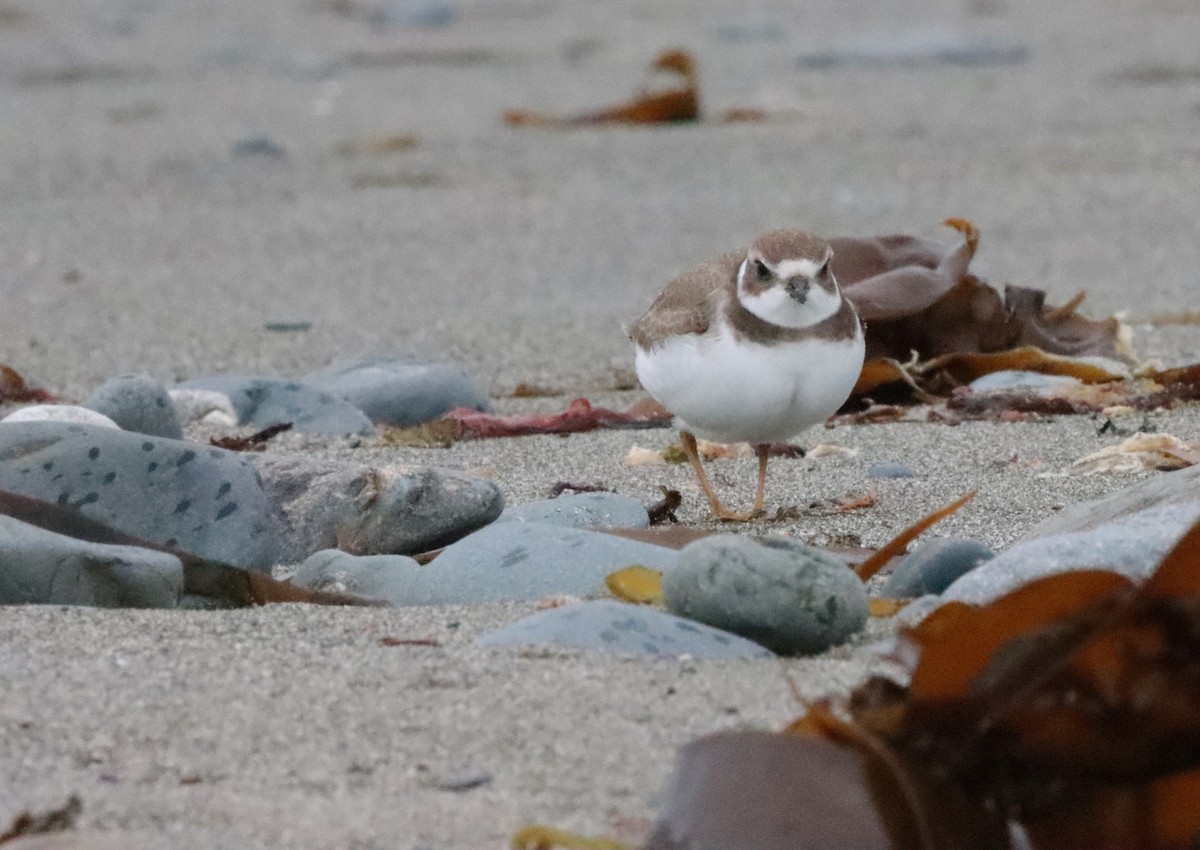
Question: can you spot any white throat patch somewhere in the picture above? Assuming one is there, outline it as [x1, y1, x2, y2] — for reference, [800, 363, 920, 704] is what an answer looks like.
[736, 259, 843, 329]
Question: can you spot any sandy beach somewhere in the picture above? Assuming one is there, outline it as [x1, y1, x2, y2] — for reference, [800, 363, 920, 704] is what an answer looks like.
[2, 0, 1200, 846]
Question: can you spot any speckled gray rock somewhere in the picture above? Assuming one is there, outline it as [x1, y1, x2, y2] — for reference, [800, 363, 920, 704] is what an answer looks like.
[175, 375, 373, 436]
[83, 373, 183, 439]
[386, 521, 677, 605]
[882, 537, 994, 597]
[0, 515, 182, 607]
[249, 454, 503, 560]
[0, 421, 288, 571]
[940, 501, 1200, 607]
[663, 535, 868, 655]
[1, 405, 119, 428]
[304, 357, 490, 426]
[292, 549, 418, 604]
[476, 600, 775, 659]
[498, 492, 649, 529]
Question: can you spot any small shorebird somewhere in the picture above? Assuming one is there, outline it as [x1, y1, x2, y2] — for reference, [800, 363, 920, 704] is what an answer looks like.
[629, 230, 865, 520]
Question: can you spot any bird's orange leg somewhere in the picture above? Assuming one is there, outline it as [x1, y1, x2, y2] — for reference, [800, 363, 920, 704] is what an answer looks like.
[752, 443, 771, 514]
[680, 430, 756, 522]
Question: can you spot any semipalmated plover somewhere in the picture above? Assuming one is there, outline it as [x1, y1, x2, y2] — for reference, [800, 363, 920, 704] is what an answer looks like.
[629, 230, 864, 520]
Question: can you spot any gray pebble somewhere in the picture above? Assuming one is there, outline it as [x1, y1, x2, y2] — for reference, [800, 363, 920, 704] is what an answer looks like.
[497, 492, 649, 530]
[881, 537, 994, 597]
[865, 462, 916, 480]
[305, 357, 489, 427]
[0, 421, 289, 571]
[391, 521, 677, 605]
[798, 27, 1030, 69]
[175, 375, 373, 436]
[476, 600, 775, 659]
[0, 515, 182, 607]
[292, 549, 420, 604]
[968, 369, 1082, 395]
[663, 535, 868, 655]
[83, 373, 183, 439]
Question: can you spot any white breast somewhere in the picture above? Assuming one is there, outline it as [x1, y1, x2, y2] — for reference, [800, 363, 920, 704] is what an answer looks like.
[635, 322, 864, 444]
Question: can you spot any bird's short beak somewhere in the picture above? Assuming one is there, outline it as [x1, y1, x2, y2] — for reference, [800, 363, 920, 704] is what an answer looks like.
[785, 277, 809, 304]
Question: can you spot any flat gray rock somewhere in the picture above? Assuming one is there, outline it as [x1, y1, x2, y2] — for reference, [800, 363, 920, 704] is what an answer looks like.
[175, 375, 373, 436]
[1022, 463, 1200, 539]
[0, 514, 182, 607]
[663, 535, 868, 655]
[249, 454, 503, 560]
[940, 501, 1200, 606]
[882, 537, 994, 597]
[497, 492, 649, 529]
[797, 27, 1030, 69]
[83, 373, 183, 439]
[388, 521, 677, 605]
[0, 421, 288, 571]
[476, 600, 775, 659]
[305, 357, 489, 426]
[292, 549, 419, 604]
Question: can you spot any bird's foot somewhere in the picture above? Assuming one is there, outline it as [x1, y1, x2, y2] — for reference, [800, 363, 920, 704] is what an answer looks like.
[712, 505, 766, 523]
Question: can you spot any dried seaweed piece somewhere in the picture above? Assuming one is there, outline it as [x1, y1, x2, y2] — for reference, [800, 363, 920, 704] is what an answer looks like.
[605, 565, 664, 604]
[836, 219, 1131, 368]
[0, 795, 81, 844]
[209, 422, 293, 451]
[918, 346, 1129, 386]
[646, 487, 681, 525]
[513, 824, 630, 850]
[442, 397, 671, 439]
[854, 491, 976, 581]
[0, 488, 382, 607]
[504, 50, 699, 128]
[1068, 432, 1200, 475]
[378, 636, 440, 647]
[0, 364, 56, 403]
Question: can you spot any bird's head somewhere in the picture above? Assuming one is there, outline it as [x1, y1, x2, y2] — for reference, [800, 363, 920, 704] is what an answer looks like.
[736, 230, 841, 328]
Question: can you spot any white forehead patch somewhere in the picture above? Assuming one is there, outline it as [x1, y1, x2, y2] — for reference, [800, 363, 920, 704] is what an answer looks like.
[772, 257, 826, 281]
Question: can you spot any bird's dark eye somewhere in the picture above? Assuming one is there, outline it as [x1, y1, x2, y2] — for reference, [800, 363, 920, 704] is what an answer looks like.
[754, 260, 771, 281]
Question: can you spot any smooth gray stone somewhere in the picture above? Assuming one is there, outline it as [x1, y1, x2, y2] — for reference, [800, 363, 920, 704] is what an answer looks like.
[798, 27, 1030, 69]
[304, 357, 489, 427]
[866, 462, 916, 480]
[882, 537, 994, 597]
[644, 731, 892, 850]
[249, 454, 503, 559]
[1, 405, 119, 428]
[497, 492, 649, 530]
[83, 373, 183, 439]
[1022, 463, 1200, 539]
[0, 421, 288, 571]
[663, 535, 868, 655]
[175, 375, 373, 436]
[0, 515, 182, 607]
[293, 549, 418, 604]
[940, 501, 1200, 607]
[968, 370, 1082, 395]
[390, 521, 677, 605]
[476, 600, 775, 659]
